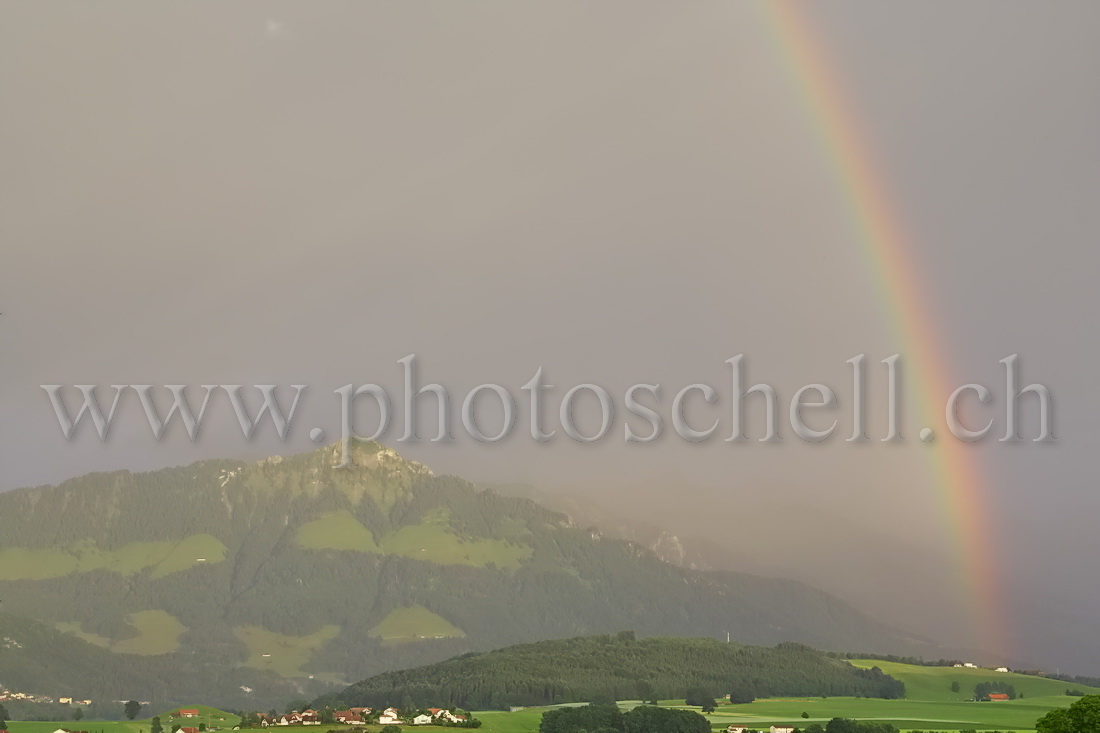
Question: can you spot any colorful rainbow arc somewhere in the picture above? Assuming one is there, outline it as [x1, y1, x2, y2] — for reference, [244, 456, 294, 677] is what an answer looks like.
[760, 2, 1007, 657]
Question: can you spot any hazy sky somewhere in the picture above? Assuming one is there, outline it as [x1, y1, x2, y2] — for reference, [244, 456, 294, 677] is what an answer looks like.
[2, 2, 1098, 672]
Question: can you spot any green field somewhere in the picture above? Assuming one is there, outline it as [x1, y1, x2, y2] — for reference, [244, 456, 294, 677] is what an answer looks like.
[472, 695, 1074, 733]
[368, 604, 467, 645]
[0, 535, 226, 581]
[469, 658, 1100, 733]
[381, 523, 531, 569]
[694, 696, 1069, 731]
[7, 706, 239, 733]
[56, 610, 187, 655]
[234, 623, 341, 677]
[847, 661, 1100, 702]
[297, 510, 382, 553]
[295, 511, 532, 570]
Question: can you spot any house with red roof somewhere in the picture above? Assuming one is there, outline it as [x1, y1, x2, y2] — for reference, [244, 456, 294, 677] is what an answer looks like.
[334, 712, 363, 724]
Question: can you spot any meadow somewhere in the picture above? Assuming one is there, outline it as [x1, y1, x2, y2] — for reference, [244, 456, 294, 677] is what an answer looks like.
[8, 706, 239, 733]
[844, 661, 1097, 701]
[472, 696, 1066, 733]
[55, 610, 186, 656]
[294, 511, 531, 570]
[470, 658, 1100, 733]
[367, 605, 467, 645]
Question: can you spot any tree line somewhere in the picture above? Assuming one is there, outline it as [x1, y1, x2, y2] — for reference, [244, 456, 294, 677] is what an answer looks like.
[540, 704, 709, 733]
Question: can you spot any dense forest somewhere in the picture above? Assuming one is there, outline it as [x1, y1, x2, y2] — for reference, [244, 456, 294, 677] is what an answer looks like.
[0, 442, 929, 709]
[973, 682, 1017, 700]
[324, 633, 905, 710]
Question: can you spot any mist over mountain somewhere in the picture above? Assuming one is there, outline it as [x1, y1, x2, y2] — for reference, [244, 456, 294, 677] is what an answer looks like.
[0, 443, 939, 710]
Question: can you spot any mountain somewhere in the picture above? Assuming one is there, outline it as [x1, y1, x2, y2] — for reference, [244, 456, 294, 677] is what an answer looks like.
[0, 442, 933, 710]
[325, 633, 906, 710]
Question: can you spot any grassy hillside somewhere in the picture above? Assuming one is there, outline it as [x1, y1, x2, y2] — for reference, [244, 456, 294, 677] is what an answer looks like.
[235, 624, 342, 677]
[368, 605, 467, 645]
[0, 535, 226, 581]
[848, 660, 1100, 701]
[0, 613, 311, 711]
[57, 610, 187, 655]
[327, 634, 905, 709]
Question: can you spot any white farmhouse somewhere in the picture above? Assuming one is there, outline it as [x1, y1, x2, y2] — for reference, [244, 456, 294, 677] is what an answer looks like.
[379, 712, 403, 726]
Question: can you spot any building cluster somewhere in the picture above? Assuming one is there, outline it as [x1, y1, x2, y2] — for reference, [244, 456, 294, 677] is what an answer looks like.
[256, 708, 467, 727]
[951, 663, 1011, 672]
[0, 685, 55, 705]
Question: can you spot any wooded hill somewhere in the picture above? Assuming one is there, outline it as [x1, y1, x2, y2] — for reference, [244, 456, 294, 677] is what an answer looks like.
[326, 633, 906, 710]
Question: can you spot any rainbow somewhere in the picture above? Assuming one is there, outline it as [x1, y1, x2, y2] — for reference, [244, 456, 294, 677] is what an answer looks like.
[759, 2, 1007, 657]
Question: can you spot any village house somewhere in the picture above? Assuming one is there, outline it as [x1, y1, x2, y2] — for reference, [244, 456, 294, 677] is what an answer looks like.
[726, 727, 747, 733]
[178, 710, 201, 719]
[334, 712, 363, 725]
[181, 726, 201, 733]
[987, 693, 1010, 702]
[378, 709, 403, 725]
[349, 708, 372, 716]
[771, 726, 796, 733]
[995, 667, 1010, 673]
[278, 713, 302, 726]
[413, 715, 433, 726]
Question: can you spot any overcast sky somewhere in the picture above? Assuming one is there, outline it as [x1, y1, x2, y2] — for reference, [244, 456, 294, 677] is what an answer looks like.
[2, 2, 1098, 673]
